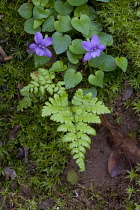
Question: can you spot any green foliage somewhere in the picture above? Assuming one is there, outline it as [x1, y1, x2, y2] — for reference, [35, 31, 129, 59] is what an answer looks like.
[24, 18, 41, 34]
[71, 14, 91, 35]
[64, 69, 83, 89]
[54, 1, 74, 15]
[67, 170, 80, 185]
[54, 15, 72, 32]
[67, 0, 88, 6]
[42, 89, 110, 171]
[18, 3, 33, 19]
[52, 32, 72, 54]
[49, 61, 67, 72]
[88, 52, 117, 72]
[115, 57, 128, 72]
[34, 54, 50, 68]
[98, 32, 113, 46]
[69, 39, 86, 54]
[88, 70, 104, 88]
[17, 67, 65, 110]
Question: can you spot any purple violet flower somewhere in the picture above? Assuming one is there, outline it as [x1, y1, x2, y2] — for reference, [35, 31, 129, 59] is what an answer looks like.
[82, 35, 106, 61]
[29, 32, 53, 57]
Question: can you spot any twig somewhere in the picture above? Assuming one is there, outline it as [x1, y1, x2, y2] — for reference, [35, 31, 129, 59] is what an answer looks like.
[4, 56, 13, 62]
[0, 46, 7, 57]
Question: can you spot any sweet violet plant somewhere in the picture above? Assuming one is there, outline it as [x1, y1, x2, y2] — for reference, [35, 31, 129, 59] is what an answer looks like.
[18, 0, 128, 171]
[82, 35, 106, 61]
[29, 32, 53, 57]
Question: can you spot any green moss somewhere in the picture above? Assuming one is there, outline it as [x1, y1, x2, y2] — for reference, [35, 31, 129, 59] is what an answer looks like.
[98, 0, 140, 72]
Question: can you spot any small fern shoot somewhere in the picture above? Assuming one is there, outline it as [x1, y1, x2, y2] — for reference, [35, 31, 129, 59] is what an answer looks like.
[42, 89, 110, 171]
[17, 68, 65, 110]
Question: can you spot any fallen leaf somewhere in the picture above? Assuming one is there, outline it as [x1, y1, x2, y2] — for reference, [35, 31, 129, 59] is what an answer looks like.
[67, 169, 80, 185]
[122, 81, 133, 101]
[24, 146, 29, 164]
[0, 46, 7, 57]
[9, 124, 21, 140]
[17, 83, 24, 91]
[39, 199, 55, 210]
[3, 167, 17, 180]
[108, 146, 131, 177]
[101, 114, 140, 177]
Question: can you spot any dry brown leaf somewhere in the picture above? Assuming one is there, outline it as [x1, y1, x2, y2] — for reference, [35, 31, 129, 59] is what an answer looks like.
[3, 167, 17, 180]
[9, 124, 21, 140]
[101, 114, 140, 177]
[108, 146, 131, 177]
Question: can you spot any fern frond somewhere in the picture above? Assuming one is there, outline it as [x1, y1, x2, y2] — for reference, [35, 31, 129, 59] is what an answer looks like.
[42, 89, 110, 171]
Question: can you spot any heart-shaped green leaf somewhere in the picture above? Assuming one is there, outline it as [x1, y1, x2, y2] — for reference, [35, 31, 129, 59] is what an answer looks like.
[88, 6, 96, 20]
[67, 0, 88, 6]
[24, 18, 41, 34]
[99, 55, 117, 71]
[34, 54, 50, 68]
[68, 62, 79, 70]
[71, 15, 91, 35]
[74, 4, 89, 17]
[64, 69, 83, 89]
[52, 32, 71, 54]
[33, 5, 50, 19]
[98, 32, 113, 46]
[32, 0, 49, 6]
[89, 52, 107, 68]
[33, 19, 44, 29]
[82, 25, 99, 38]
[42, 16, 55, 32]
[115, 57, 128, 72]
[89, 53, 117, 72]
[40, 0, 49, 6]
[18, 3, 33, 19]
[54, 1, 74, 15]
[49, 61, 67, 72]
[45, 0, 55, 7]
[32, 0, 40, 5]
[54, 15, 72, 32]
[67, 50, 82, 64]
[82, 87, 97, 98]
[69, 39, 86, 54]
[88, 70, 104, 88]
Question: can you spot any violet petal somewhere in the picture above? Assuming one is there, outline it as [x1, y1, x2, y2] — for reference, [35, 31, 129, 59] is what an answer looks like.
[82, 41, 93, 51]
[34, 32, 43, 45]
[98, 44, 106, 51]
[42, 37, 53, 47]
[83, 52, 92, 61]
[91, 35, 100, 47]
[35, 46, 45, 56]
[43, 48, 52, 58]
[91, 50, 101, 58]
[29, 43, 37, 51]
